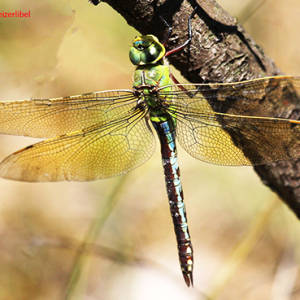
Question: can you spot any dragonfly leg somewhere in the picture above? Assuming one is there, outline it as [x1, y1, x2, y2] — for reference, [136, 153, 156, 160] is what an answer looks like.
[169, 71, 197, 98]
[158, 14, 173, 46]
[164, 7, 197, 57]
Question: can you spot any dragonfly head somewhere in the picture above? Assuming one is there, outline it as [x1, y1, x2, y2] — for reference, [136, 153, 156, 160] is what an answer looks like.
[129, 35, 166, 66]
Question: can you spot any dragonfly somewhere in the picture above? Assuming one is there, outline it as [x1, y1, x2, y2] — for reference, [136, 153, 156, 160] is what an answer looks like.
[1, 9, 300, 287]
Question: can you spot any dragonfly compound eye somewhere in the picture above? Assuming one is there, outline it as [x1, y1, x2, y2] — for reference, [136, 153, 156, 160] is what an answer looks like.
[129, 34, 165, 65]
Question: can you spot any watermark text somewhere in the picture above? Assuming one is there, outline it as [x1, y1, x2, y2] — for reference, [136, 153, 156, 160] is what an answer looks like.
[0, 11, 30, 18]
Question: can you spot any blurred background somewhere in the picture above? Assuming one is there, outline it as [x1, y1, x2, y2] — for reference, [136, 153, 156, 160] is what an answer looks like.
[0, 0, 300, 299]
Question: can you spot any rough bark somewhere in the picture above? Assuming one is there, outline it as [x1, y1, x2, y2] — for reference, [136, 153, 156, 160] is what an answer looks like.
[92, 0, 300, 218]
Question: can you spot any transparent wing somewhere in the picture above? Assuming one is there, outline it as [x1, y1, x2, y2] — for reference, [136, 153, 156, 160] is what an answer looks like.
[0, 95, 156, 182]
[0, 90, 137, 138]
[160, 76, 300, 166]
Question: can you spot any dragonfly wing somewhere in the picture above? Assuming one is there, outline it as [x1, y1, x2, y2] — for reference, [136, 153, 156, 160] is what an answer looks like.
[0, 106, 155, 181]
[175, 111, 300, 165]
[160, 76, 300, 166]
[0, 90, 137, 138]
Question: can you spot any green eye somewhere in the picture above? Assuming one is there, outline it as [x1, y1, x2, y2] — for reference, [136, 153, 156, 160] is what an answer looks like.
[129, 47, 141, 65]
[129, 35, 165, 65]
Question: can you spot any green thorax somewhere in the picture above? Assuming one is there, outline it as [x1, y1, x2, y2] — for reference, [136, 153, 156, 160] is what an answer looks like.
[133, 63, 172, 87]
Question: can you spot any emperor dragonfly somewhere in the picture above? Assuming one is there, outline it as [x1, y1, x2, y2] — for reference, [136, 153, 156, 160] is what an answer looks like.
[1, 9, 300, 287]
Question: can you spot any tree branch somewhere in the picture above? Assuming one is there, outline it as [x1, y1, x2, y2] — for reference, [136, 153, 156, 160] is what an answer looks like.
[95, 0, 300, 218]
